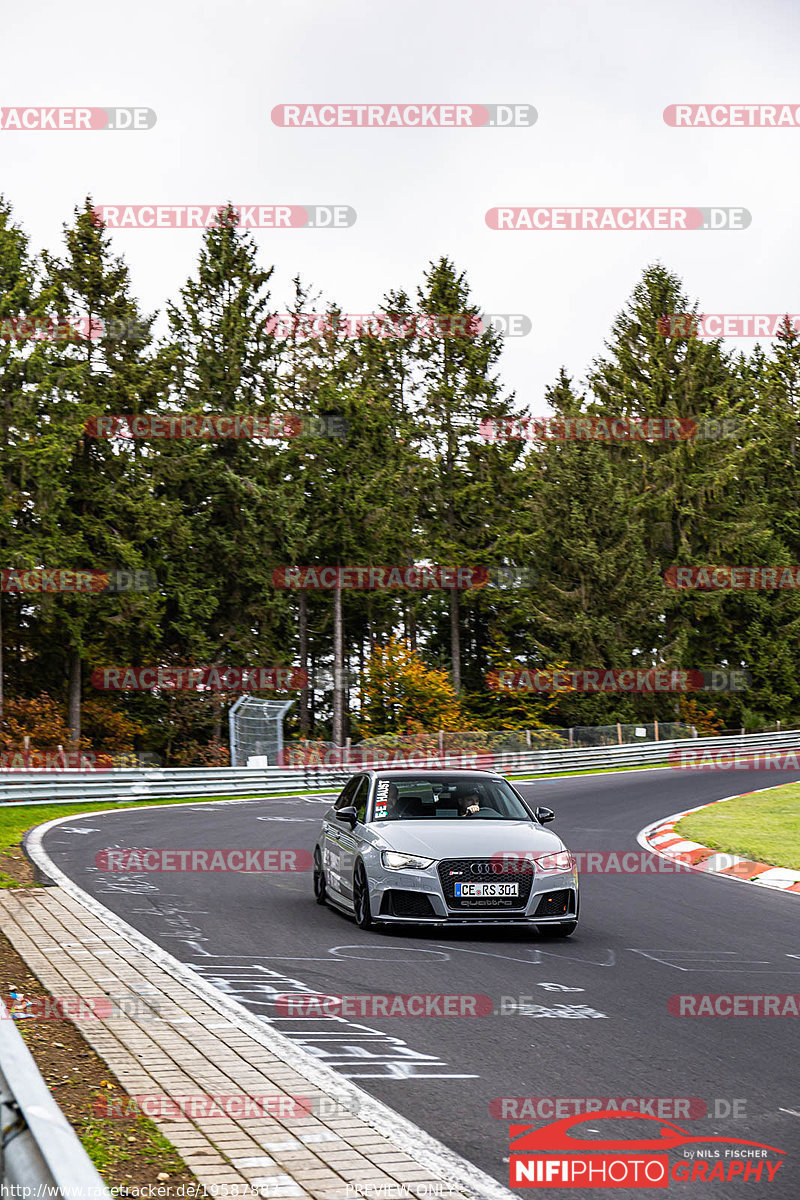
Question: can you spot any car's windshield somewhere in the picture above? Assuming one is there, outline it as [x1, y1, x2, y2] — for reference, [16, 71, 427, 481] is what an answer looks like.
[372, 777, 532, 821]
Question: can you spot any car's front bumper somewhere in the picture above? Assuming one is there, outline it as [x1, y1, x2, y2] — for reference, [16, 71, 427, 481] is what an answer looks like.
[367, 853, 579, 925]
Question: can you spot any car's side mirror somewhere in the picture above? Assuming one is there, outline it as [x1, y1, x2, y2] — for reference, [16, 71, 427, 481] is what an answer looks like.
[336, 805, 358, 828]
[535, 806, 555, 824]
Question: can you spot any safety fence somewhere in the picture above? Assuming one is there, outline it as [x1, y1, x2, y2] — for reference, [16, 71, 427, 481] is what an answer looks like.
[3, 727, 800, 806]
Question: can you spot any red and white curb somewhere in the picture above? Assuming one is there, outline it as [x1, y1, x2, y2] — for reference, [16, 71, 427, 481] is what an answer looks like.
[638, 786, 800, 895]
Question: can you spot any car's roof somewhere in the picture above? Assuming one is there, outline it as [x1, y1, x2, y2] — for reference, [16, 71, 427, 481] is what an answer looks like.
[367, 769, 503, 780]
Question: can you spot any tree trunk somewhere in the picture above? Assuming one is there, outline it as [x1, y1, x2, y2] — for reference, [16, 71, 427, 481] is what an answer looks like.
[405, 601, 417, 651]
[298, 591, 309, 736]
[212, 693, 222, 744]
[450, 587, 461, 692]
[0, 594, 4, 725]
[358, 637, 365, 719]
[332, 585, 345, 745]
[68, 651, 81, 746]
[309, 646, 316, 732]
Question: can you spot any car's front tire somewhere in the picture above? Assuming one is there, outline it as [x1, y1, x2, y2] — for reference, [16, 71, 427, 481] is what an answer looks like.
[313, 847, 327, 906]
[353, 861, 374, 930]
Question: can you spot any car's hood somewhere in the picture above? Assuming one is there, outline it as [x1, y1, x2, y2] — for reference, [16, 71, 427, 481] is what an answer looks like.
[370, 820, 566, 859]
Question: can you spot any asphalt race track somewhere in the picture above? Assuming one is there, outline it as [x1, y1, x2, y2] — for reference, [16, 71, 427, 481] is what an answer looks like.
[39, 767, 800, 1198]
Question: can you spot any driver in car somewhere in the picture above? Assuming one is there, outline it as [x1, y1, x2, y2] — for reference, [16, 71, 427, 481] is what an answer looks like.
[457, 789, 481, 816]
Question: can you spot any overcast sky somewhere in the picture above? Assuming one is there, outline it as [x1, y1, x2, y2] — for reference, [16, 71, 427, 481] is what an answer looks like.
[3, 0, 799, 412]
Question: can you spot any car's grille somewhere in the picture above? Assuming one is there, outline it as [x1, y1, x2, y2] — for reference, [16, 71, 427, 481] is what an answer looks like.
[533, 889, 574, 917]
[438, 858, 533, 910]
[380, 890, 437, 918]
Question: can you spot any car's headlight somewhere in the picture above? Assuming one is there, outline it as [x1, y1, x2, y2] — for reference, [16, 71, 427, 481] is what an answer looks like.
[381, 851, 435, 870]
[533, 851, 575, 873]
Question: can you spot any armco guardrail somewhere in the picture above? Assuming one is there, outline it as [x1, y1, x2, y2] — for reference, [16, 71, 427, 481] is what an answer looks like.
[2, 729, 800, 806]
[0, 765, 350, 806]
[0, 999, 112, 1198]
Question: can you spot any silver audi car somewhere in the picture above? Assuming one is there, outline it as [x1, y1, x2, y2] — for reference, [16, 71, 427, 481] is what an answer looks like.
[312, 770, 579, 934]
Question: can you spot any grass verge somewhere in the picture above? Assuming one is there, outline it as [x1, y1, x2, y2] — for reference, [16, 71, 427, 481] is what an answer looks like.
[0, 929, 197, 1193]
[675, 782, 800, 871]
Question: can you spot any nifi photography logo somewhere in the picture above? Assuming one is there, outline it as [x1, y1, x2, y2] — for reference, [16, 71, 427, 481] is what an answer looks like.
[508, 1111, 785, 1188]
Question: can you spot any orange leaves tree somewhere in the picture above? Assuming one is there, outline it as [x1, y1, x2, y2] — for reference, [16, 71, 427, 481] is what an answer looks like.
[1, 692, 145, 755]
[677, 695, 724, 736]
[358, 637, 463, 737]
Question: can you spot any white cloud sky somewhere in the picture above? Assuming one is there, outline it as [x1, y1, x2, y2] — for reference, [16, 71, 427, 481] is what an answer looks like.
[3, 0, 799, 411]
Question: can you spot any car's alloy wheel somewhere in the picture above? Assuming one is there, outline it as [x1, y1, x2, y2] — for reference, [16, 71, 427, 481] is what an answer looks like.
[313, 847, 327, 905]
[353, 862, 374, 929]
[537, 921, 577, 937]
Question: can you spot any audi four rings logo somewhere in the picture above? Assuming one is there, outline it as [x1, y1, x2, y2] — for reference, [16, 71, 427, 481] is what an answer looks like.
[470, 862, 505, 873]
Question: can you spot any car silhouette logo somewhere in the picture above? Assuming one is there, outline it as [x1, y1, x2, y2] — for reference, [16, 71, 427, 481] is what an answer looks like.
[509, 1111, 784, 1155]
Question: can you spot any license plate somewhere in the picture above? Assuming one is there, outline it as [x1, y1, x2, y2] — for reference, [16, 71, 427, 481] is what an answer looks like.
[454, 881, 519, 898]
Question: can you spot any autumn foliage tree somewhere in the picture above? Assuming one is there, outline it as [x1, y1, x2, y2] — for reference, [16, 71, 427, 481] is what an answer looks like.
[358, 637, 463, 736]
[0, 692, 145, 755]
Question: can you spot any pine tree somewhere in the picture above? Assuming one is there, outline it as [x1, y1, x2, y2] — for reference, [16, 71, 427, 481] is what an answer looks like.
[413, 257, 523, 691]
[517, 371, 666, 725]
[0, 197, 44, 722]
[32, 199, 163, 745]
[160, 206, 293, 743]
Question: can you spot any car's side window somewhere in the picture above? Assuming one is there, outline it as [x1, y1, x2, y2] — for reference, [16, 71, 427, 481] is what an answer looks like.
[352, 777, 369, 824]
[334, 776, 360, 810]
